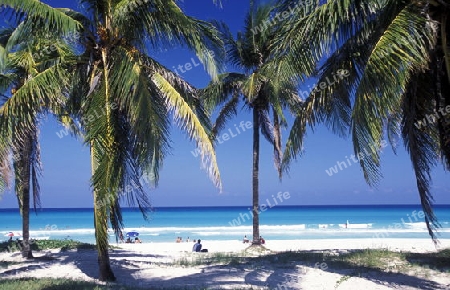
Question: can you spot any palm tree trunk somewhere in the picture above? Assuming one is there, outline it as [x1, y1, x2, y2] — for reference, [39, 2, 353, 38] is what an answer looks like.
[87, 47, 116, 282]
[91, 144, 116, 281]
[21, 177, 32, 259]
[252, 108, 260, 245]
[94, 195, 115, 281]
[14, 134, 33, 259]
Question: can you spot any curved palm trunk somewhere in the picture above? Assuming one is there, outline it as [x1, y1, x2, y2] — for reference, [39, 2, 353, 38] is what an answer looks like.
[13, 133, 33, 259]
[91, 144, 116, 281]
[91, 44, 116, 282]
[93, 196, 115, 281]
[252, 108, 260, 245]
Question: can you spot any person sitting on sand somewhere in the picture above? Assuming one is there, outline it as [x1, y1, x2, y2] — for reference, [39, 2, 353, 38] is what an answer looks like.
[125, 237, 132, 243]
[135, 237, 142, 243]
[260, 236, 265, 244]
[243, 235, 249, 243]
[192, 239, 202, 252]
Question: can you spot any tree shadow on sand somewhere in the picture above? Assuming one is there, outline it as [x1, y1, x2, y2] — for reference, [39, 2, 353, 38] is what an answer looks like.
[124, 248, 450, 289]
[60, 248, 170, 281]
[1, 246, 449, 289]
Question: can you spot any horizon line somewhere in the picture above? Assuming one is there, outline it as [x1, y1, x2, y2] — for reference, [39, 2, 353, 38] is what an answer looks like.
[1, 203, 450, 210]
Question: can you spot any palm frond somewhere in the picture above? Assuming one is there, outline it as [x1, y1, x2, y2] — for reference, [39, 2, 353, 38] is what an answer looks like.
[109, 48, 171, 187]
[210, 95, 239, 144]
[0, 65, 68, 133]
[0, 27, 15, 47]
[273, 112, 282, 179]
[402, 72, 441, 242]
[243, 72, 262, 103]
[201, 73, 246, 113]
[0, 123, 12, 191]
[352, 4, 437, 186]
[281, 105, 309, 174]
[86, 78, 151, 241]
[259, 109, 274, 145]
[2, 0, 81, 36]
[142, 56, 212, 136]
[113, 0, 224, 79]
[283, 0, 383, 63]
[152, 72, 221, 190]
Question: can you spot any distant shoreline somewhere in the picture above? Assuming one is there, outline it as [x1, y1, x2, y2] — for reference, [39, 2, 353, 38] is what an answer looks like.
[2, 205, 450, 244]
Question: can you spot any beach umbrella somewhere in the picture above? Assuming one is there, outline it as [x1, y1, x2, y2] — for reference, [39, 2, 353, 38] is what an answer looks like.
[126, 231, 139, 238]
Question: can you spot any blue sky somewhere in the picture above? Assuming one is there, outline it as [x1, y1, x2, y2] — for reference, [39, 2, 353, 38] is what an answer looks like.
[0, 0, 448, 208]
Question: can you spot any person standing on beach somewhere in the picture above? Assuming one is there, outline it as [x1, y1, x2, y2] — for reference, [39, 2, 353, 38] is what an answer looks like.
[259, 236, 265, 244]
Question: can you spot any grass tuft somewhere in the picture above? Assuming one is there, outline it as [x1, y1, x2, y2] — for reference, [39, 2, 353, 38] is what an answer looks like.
[0, 278, 130, 290]
[0, 239, 99, 254]
[172, 251, 248, 266]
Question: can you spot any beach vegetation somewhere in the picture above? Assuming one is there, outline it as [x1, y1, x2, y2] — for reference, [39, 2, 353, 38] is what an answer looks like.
[0, 239, 96, 253]
[334, 273, 353, 289]
[337, 249, 407, 270]
[171, 247, 450, 275]
[37, 239, 96, 251]
[172, 251, 249, 267]
[0, 278, 134, 290]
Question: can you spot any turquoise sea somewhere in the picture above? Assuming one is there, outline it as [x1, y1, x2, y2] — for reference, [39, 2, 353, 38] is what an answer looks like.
[1, 205, 449, 244]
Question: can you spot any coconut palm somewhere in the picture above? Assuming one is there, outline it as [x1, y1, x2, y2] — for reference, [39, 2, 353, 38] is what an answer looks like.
[202, 3, 304, 245]
[0, 24, 74, 258]
[277, 0, 449, 241]
[70, 1, 224, 280]
[1, 0, 224, 280]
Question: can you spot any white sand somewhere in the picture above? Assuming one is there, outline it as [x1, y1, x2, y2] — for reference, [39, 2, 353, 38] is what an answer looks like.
[1, 239, 449, 289]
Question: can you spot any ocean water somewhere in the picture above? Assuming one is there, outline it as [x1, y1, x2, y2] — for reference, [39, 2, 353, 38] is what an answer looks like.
[1, 205, 449, 244]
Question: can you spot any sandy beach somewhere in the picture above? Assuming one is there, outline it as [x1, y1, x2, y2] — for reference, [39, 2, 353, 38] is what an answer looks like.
[1, 239, 449, 289]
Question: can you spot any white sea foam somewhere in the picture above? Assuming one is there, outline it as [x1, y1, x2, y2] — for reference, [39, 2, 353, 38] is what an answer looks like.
[402, 222, 427, 229]
[338, 223, 373, 229]
[13, 223, 450, 237]
[5, 222, 448, 244]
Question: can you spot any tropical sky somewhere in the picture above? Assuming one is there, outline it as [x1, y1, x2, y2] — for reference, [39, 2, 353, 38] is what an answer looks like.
[0, 0, 448, 208]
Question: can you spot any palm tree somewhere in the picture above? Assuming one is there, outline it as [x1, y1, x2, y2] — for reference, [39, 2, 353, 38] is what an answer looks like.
[2, 0, 224, 280]
[69, 1, 225, 280]
[0, 24, 74, 258]
[202, 3, 302, 245]
[277, 0, 449, 241]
